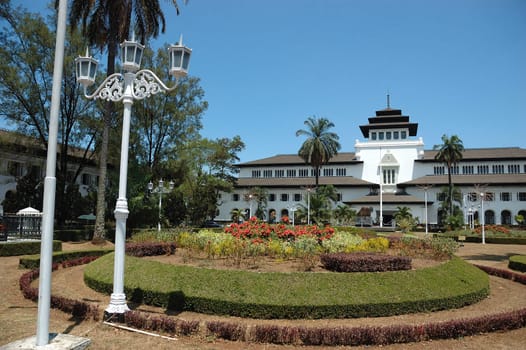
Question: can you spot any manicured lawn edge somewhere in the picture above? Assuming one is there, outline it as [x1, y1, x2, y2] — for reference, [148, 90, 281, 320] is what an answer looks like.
[84, 254, 489, 319]
[18, 248, 113, 269]
[17, 256, 526, 346]
[508, 255, 526, 273]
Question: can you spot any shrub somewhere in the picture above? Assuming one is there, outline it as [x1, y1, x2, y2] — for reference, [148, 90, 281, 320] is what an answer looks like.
[320, 253, 412, 272]
[125, 242, 176, 257]
[509, 255, 526, 273]
[0, 240, 62, 257]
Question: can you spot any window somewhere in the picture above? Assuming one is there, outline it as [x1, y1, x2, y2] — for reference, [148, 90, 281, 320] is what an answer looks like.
[323, 168, 333, 176]
[483, 192, 494, 201]
[386, 131, 392, 140]
[251, 170, 261, 178]
[468, 192, 478, 202]
[280, 193, 289, 201]
[299, 169, 309, 177]
[287, 169, 296, 177]
[336, 168, 346, 176]
[508, 164, 520, 174]
[275, 169, 284, 177]
[269, 193, 276, 202]
[518, 192, 526, 201]
[82, 173, 94, 186]
[371, 132, 377, 140]
[378, 132, 384, 140]
[336, 193, 342, 201]
[436, 193, 446, 201]
[8, 161, 24, 177]
[232, 194, 240, 201]
[393, 131, 399, 139]
[500, 192, 511, 201]
[294, 193, 302, 201]
[382, 168, 396, 184]
[492, 165, 504, 174]
[263, 170, 273, 178]
[462, 165, 474, 174]
[401, 131, 407, 139]
[310, 169, 320, 177]
[477, 165, 489, 174]
[434, 166, 445, 175]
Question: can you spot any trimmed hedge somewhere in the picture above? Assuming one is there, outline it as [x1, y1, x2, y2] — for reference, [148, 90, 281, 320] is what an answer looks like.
[85, 255, 489, 319]
[0, 240, 62, 257]
[508, 255, 526, 273]
[17, 253, 526, 346]
[320, 252, 412, 272]
[19, 249, 113, 269]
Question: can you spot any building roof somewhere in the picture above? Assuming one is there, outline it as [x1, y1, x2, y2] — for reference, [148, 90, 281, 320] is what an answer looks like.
[345, 193, 430, 205]
[399, 174, 526, 187]
[235, 176, 374, 188]
[238, 147, 526, 168]
[359, 107, 418, 138]
[419, 147, 526, 161]
[238, 152, 359, 167]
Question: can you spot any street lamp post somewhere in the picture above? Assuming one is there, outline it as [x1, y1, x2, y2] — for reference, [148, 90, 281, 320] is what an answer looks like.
[306, 187, 311, 225]
[417, 185, 432, 236]
[288, 206, 298, 226]
[75, 34, 191, 315]
[480, 192, 486, 244]
[148, 179, 175, 231]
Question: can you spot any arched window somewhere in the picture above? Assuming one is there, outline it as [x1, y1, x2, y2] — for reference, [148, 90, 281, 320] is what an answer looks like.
[501, 210, 512, 225]
[485, 210, 495, 225]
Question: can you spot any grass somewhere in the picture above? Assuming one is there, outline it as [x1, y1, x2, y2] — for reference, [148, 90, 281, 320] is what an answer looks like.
[85, 254, 489, 319]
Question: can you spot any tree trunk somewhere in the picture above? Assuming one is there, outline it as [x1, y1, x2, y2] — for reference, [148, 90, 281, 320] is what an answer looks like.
[92, 43, 116, 244]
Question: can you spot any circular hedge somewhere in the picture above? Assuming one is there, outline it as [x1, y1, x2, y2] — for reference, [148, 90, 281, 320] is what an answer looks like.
[84, 254, 489, 319]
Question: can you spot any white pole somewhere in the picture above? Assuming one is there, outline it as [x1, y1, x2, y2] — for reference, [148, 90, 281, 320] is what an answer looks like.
[481, 193, 485, 244]
[424, 189, 428, 235]
[307, 189, 310, 225]
[36, 0, 67, 345]
[105, 74, 133, 314]
[158, 185, 162, 232]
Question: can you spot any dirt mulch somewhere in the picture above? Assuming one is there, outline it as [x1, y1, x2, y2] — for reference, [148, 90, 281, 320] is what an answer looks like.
[1, 242, 526, 349]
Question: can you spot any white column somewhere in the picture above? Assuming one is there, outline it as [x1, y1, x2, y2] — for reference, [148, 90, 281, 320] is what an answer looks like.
[106, 74, 133, 314]
[36, 0, 67, 345]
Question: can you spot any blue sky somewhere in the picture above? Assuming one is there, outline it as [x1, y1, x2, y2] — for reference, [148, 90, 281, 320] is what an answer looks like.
[11, 0, 526, 163]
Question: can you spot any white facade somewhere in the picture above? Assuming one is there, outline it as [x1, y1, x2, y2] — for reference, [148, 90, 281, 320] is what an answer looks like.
[0, 130, 99, 215]
[216, 106, 526, 227]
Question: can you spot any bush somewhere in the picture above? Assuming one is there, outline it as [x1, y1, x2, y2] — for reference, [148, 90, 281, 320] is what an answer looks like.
[19, 248, 112, 269]
[508, 255, 526, 273]
[0, 240, 62, 257]
[85, 254, 488, 319]
[320, 253, 411, 272]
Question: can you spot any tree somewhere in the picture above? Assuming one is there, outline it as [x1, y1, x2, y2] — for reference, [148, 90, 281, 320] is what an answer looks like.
[333, 204, 356, 226]
[244, 187, 268, 220]
[296, 116, 341, 188]
[0, 4, 98, 225]
[131, 46, 208, 176]
[68, 0, 186, 242]
[433, 134, 464, 216]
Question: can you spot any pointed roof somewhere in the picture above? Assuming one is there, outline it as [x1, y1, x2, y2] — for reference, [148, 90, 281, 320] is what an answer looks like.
[359, 107, 418, 138]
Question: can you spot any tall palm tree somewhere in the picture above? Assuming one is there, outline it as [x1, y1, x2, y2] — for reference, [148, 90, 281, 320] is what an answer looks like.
[68, 0, 184, 242]
[296, 116, 341, 188]
[433, 134, 464, 216]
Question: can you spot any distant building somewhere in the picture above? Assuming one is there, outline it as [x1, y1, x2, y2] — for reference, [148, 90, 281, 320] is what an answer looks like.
[0, 129, 99, 215]
[216, 106, 526, 227]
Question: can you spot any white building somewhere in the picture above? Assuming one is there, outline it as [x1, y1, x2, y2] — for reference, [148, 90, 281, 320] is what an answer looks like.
[0, 129, 99, 215]
[216, 106, 526, 228]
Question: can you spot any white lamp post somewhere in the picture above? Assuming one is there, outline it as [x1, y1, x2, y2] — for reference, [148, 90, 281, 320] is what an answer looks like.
[418, 184, 432, 236]
[148, 179, 175, 231]
[306, 187, 311, 225]
[480, 192, 486, 244]
[76, 34, 191, 315]
[287, 205, 298, 226]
